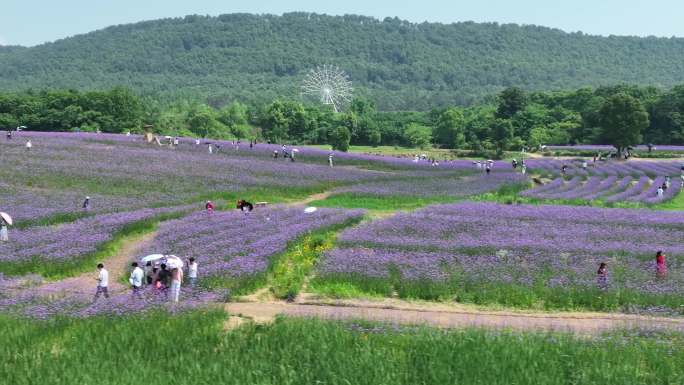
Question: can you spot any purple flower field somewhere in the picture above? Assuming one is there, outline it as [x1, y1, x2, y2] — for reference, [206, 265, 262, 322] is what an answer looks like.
[318, 202, 684, 302]
[546, 144, 684, 152]
[143, 205, 364, 279]
[334, 172, 526, 197]
[0, 206, 189, 264]
[521, 159, 683, 203]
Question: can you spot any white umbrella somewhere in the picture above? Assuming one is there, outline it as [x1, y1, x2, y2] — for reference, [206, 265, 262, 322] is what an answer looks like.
[0, 212, 13, 226]
[141, 254, 165, 263]
[292, 148, 300, 153]
[165, 255, 184, 269]
[304, 207, 318, 214]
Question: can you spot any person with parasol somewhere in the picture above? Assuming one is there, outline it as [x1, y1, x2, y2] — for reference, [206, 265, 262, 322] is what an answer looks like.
[0, 212, 11, 242]
[82, 196, 91, 210]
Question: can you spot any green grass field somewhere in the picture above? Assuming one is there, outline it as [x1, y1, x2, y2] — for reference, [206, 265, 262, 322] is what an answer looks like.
[1, 309, 682, 385]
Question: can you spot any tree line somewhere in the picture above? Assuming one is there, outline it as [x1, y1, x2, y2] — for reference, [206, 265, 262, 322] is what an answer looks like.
[0, 84, 682, 155]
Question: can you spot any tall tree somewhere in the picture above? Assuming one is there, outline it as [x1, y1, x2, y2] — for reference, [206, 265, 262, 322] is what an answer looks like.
[496, 87, 527, 119]
[599, 94, 649, 154]
[433, 107, 466, 148]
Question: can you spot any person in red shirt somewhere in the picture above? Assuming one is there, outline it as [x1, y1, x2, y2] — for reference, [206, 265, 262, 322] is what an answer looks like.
[656, 250, 668, 279]
[205, 200, 214, 214]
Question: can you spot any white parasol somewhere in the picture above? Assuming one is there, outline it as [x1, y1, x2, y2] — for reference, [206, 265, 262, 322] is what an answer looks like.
[292, 148, 300, 153]
[304, 207, 318, 214]
[165, 255, 184, 269]
[141, 254, 165, 263]
[0, 212, 12, 226]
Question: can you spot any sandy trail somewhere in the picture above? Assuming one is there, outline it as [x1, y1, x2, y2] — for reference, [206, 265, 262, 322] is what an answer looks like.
[226, 296, 684, 334]
[32, 231, 158, 298]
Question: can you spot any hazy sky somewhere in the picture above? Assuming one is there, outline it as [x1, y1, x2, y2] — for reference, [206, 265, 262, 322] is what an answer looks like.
[2, 0, 682, 46]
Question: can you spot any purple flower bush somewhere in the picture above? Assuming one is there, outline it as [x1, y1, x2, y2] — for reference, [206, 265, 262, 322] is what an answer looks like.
[143, 206, 365, 279]
[333, 173, 527, 197]
[318, 202, 684, 305]
[0, 206, 189, 264]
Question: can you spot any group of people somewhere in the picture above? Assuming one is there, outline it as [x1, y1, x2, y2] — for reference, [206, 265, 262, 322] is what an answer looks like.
[93, 257, 199, 303]
[473, 160, 494, 174]
[596, 250, 669, 289]
[656, 176, 672, 198]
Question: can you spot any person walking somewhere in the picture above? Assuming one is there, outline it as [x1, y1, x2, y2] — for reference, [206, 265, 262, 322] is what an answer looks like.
[93, 263, 109, 302]
[187, 257, 198, 287]
[25, 140, 32, 151]
[657, 186, 664, 198]
[170, 267, 183, 302]
[328, 153, 334, 168]
[6, 130, 11, 140]
[205, 200, 214, 214]
[485, 164, 491, 175]
[82, 196, 91, 210]
[656, 251, 668, 279]
[597, 262, 608, 290]
[129, 262, 144, 297]
[0, 217, 9, 242]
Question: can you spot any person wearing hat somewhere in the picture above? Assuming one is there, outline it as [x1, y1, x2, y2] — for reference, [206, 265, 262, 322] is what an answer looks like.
[82, 196, 91, 210]
[205, 200, 214, 214]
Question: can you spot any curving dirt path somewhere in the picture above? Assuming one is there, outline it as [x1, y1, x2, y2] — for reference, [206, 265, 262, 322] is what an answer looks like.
[225, 296, 684, 335]
[31, 231, 158, 298]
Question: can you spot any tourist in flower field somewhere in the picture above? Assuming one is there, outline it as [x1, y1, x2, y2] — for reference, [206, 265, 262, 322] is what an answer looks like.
[237, 199, 254, 214]
[665, 176, 671, 189]
[5, 130, 11, 140]
[187, 257, 198, 287]
[205, 200, 214, 214]
[511, 159, 518, 169]
[144, 261, 154, 285]
[485, 164, 491, 175]
[656, 251, 668, 279]
[561, 164, 568, 174]
[170, 267, 183, 302]
[25, 140, 32, 151]
[657, 186, 664, 198]
[207, 144, 213, 154]
[93, 263, 109, 301]
[273, 150, 279, 159]
[582, 160, 588, 170]
[0, 217, 9, 242]
[82, 196, 90, 210]
[129, 262, 144, 297]
[597, 262, 608, 290]
[329, 153, 334, 167]
[156, 263, 171, 293]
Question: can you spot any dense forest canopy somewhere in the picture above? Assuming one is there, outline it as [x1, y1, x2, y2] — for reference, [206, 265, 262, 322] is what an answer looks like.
[2, 13, 684, 110]
[2, 84, 684, 156]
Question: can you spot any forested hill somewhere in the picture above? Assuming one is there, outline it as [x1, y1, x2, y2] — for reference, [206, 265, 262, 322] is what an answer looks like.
[2, 12, 684, 110]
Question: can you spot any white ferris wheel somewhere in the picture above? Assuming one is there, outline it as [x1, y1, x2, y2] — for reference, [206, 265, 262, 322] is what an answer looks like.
[301, 64, 353, 113]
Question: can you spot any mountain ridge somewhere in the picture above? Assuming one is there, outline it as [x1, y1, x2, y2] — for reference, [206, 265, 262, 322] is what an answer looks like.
[1, 12, 684, 110]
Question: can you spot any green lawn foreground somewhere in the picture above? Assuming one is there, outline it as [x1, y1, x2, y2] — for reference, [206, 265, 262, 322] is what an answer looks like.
[1, 309, 682, 385]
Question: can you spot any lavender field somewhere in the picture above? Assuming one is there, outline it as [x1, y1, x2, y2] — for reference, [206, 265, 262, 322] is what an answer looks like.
[143, 206, 364, 286]
[520, 158, 683, 204]
[317, 202, 684, 313]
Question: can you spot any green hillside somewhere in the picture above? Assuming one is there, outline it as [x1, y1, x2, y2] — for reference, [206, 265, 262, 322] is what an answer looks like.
[2, 12, 684, 110]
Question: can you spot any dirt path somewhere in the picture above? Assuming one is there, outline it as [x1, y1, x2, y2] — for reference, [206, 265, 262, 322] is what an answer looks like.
[225, 297, 684, 334]
[292, 191, 332, 206]
[34, 231, 158, 298]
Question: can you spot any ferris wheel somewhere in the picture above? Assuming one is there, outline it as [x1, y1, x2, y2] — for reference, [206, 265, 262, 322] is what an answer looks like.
[301, 65, 353, 113]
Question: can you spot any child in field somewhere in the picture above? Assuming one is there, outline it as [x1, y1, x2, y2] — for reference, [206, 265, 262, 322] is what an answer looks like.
[187, 257, 198, 287]
[93, 263, 109, 301]
[144, 261, 154, 285]
[656, 251, 668, 279]
[597, 262, 608, 290]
